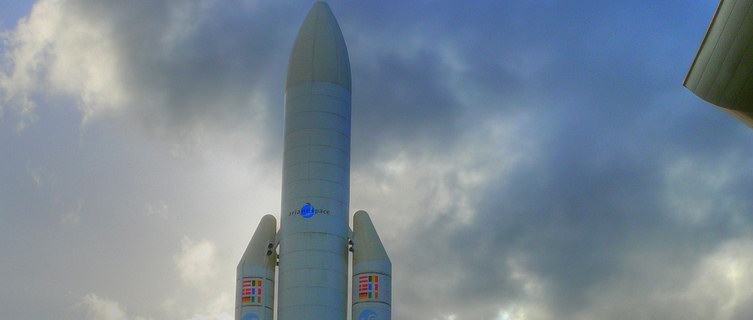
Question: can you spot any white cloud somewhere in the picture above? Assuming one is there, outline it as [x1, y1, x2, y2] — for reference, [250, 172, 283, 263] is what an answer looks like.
[161, 292, 233, 320]
[686, 238, 753, 319]
[663, 156, 745, 225]
[352, 112, 539, 239]
[0, 0, 128, 126]
[146, 200, 171, 219]
[185, 312, 233, 320]
[574, 237, 753, 320]
[26, 162, 43, 187]
[497, 308, 525, 320]
[0, 0, 274, 136]
[81, 293, 154, 320]
[82, 294, 127, 320]
[82, 293, 229, 320]
[174, 237, 219, 287]
[60, 199, 82, 225]
[493, 304, 552, 320]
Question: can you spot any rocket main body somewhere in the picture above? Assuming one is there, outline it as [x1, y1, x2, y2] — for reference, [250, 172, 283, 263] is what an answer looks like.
[279, 2, 352, 319]
[236, 3, 390, 320]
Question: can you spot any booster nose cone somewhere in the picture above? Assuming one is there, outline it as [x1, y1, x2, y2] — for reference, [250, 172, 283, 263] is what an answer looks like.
[236, 215, 277, 320]
[351, 210, 392, 320]
[286, 1, 351, 91]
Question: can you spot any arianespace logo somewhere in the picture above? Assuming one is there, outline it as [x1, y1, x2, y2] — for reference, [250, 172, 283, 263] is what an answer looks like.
[359, 309, 377, 320]
[242, 313, 260, 320]
[288, 202, 330, 218]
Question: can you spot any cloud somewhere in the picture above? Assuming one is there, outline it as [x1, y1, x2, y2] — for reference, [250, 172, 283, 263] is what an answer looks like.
[166, 237, 233, 319]
[25, 162, 43, 187]
[0, 0, 285, 144]
[145, 201, 170, 219]
[82, 293, 231, 320]
[350, 112, 547, 319]
[185, 313, 233, 320]
[81, 294, 127, 320]
[81, 293, 154, 320]
[161, 293, 233, 320]
[571, 237, 753, 320]
[174, 237, 219, 287]
[0, 0, 126, 126]
[661, 153, 753, 227]
[60, 199, 81, 225]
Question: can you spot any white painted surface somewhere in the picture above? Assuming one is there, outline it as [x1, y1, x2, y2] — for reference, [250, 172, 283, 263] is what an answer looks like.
[286, 2, 351, 91]
[278, 80, 351, 320]
[278, 3, 352, 318]
[236, 215, 277, 320]
[352, 211, 392, 320]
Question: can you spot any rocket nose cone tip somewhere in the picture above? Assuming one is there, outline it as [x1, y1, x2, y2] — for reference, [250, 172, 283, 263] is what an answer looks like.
[312, 1, 329, 9]
[310, 2, 334, 16]
[286, 1, 351, 91]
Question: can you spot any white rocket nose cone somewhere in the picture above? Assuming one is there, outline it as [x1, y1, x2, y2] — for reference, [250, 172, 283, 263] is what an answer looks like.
[285, 1, 351, 91]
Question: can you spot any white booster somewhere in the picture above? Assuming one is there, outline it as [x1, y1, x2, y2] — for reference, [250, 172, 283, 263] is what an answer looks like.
[279, 2, 351, 319]
[352, 211, 392, 320]
[236, 215, 277, 320]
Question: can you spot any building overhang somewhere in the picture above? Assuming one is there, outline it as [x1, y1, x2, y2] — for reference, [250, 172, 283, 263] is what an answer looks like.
[684, 0, 753, 129]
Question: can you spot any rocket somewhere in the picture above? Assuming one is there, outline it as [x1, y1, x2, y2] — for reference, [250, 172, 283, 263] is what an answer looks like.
[235, 2, 392, 320]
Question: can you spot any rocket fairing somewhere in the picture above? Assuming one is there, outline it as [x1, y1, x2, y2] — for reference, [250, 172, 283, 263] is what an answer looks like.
[236, 2, 391, 320]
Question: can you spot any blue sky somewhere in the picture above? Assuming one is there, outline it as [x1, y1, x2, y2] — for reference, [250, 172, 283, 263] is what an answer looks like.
[2, 1, 753, 320]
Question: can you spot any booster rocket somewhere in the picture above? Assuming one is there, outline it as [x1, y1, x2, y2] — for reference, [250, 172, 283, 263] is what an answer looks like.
[235, 2, 391, 320]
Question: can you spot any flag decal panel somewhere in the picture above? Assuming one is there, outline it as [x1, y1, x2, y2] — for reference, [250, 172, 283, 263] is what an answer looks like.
[356, 274, 379, 300]
[241, 277, 263, 305]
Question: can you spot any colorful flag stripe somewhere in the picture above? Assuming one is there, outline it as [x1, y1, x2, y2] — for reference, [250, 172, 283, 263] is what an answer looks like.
[241, 296, 261, 304]
[357, 274, 382, 300]
[240, 278, 263, 305]
[358, 292, 379, 299]
[242, 279, 262, 286]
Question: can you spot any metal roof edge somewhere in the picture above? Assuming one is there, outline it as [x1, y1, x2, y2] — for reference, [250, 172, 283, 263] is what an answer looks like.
[684, 0, 728, 87]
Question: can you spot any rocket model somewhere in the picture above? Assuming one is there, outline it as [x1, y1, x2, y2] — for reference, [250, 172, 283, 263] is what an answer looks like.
[236, 2, 391, 320]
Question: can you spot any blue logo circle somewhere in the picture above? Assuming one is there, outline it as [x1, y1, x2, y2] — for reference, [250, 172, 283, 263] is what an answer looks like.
[242, 313, 260, 320]
[359, 309, 377, 320]
[301, 203, 315, 218]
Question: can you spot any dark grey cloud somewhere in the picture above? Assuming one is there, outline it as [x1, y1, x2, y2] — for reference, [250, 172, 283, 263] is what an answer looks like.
[340, 1, 753, 319]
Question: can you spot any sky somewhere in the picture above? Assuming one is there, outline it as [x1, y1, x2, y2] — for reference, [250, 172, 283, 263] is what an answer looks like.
[1, 0, 753, 319]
